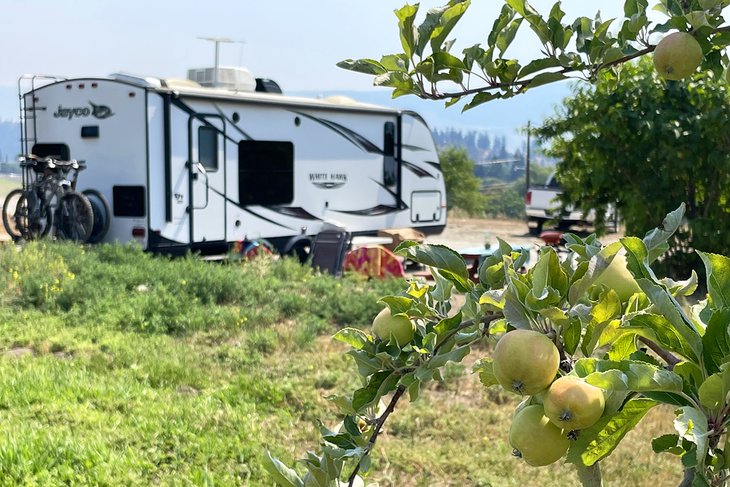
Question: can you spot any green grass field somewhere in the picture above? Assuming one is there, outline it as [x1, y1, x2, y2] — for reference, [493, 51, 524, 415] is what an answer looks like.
[0, 242, 682, 486]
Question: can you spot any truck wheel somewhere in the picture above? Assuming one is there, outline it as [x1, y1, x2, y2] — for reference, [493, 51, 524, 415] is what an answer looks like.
[528, 218, 544, 236]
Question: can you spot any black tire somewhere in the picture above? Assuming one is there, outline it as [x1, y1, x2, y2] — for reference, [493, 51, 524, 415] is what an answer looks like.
[56, 192, 94, 242]
[5, 189, 53, 241]
[82, 189, 111, 243]
[3, 189, 26, 240]
[528, 218, 544, 236]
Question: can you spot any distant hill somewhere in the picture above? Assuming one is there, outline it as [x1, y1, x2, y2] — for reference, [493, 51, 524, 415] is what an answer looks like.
[0, 121, 19, 163]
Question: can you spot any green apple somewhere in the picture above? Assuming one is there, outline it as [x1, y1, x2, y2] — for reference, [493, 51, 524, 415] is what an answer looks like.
[543, 376, 605, 431]
[509, 404, 570, 467]
[372, 307, 415, 347]
[593, 253, 641, 302]
[653, 32, 703, 80]
[492, 329, 560, 395]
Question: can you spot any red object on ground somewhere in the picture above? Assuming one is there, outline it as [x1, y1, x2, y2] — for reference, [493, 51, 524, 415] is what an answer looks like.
[539, 230, 564, 246]
[343, 245, 405, 278]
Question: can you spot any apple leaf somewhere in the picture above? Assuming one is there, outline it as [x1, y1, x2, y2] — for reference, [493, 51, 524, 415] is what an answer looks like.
[581, 288, 622, 357]
[262, 451, 304, 487]
[621, 236, 655, 281]
[378, 295, 414, 315]
[567, 398, 657, 466]
[352, 371, 398, 412]
[621, 312, 701, 363]
[674, 407, 709, 469]
[642, 203, 685, 263]
[652, 434, 684, 455]
[394, 243, 472, 292]
[568, 241, 622, 304]
[473, 358, 499, 387]
[579, 359, 684, 393]
[428, 344, 471, 369]
[636, 277, 702, 340]
[661, 271, 699, 297]
[701, 308, 730, 374]
[608, 333, 638, 361]
[395, 3, 419, 58]
[333, 328, 373, 351]
[698, 251, 730, 310]
[698, 363, 730, 410]
[434, 311, 463, 336]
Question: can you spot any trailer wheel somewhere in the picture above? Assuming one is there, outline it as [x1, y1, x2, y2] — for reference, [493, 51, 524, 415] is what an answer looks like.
[82, 189, 111, 243]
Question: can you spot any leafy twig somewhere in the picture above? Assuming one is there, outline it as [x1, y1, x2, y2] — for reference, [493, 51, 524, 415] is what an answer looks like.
[347, 385, 407, 487]
[637, 336, 681, 369]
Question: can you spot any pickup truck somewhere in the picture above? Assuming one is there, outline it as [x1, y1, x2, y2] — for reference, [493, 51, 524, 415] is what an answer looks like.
[525, 172, 606, 235]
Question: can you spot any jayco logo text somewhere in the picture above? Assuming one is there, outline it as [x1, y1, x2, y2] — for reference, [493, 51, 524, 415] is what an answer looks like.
[53, 102, 114, 120]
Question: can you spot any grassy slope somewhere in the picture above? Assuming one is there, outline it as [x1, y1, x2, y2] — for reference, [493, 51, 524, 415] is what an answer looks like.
[0, 242, 681, 486]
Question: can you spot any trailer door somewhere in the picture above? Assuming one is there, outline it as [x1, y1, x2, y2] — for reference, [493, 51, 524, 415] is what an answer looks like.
[188, 114, 226, 243]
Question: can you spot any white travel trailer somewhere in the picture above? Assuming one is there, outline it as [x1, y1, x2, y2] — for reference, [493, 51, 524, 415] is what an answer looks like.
[18, 70, 446, 256]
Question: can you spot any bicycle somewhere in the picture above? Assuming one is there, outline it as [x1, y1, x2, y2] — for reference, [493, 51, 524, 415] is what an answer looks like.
[2, 154, 94, 242]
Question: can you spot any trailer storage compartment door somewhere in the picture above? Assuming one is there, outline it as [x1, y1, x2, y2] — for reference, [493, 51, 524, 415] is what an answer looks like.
[410, 191, 442, 223]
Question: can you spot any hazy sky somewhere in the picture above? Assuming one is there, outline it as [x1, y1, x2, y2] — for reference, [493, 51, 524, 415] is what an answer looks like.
[1, 1, 630, 93]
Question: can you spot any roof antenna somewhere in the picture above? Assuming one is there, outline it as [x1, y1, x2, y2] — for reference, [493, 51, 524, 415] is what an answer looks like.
[197, 37, 246, 87]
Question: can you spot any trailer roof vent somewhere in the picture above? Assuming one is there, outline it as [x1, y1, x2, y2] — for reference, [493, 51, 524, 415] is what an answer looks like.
[187, 66, 256, 92]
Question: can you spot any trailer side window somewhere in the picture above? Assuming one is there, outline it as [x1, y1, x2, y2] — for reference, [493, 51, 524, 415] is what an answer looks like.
[198, 126, 218, 171]
[238, 141, 294, 206]
[383, 122, 397, 186]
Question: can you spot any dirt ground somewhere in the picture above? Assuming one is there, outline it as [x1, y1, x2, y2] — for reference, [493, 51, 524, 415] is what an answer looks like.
[424, 216, 542, 251]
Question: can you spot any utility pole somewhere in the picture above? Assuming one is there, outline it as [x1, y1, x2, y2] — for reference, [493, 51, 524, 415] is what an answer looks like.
[525, 121, 531, 192]
[197, 37, 246, 87]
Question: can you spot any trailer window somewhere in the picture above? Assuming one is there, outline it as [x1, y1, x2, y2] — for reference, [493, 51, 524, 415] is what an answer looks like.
[238, 141, 294, 206]
[113, 185, 146, 217]
[198, 126, 218, 171]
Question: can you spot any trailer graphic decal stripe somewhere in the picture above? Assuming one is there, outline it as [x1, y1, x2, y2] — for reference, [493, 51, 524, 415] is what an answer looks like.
[269, 207, 322, 220]
[401, 160, 435, 178]
[402, 144, 430, 152]
[171, 98, 239, 144]
[206, 186, 296, 230]
[370, 178, 408, 210]
[332, 205, 401, 216]
[292, 111, 383, 154]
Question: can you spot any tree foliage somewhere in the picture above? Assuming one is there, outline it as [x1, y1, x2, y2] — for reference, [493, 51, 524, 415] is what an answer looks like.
[535, 58, 730, 276]
[438, 146, 487, 216]
[264, 2, 730, 487]
[338, 0, 730, 110]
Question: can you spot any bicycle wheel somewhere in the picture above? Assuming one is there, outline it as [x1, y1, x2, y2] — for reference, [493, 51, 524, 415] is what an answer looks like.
[82, 189, 111, 243]
[2, 189, 25, 240]
[4, 189, 53, 241]
[56, 191, 94, 242]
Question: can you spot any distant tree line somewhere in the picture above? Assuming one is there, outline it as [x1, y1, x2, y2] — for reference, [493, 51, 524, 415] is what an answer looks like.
[434, 128, 554, 219]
